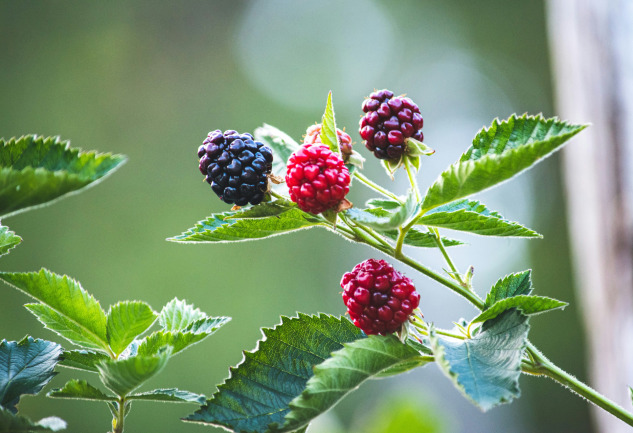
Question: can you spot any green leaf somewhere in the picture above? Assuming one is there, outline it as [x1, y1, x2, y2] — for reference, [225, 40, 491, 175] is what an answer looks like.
[0, 407, 66, 432]
[57, 350, 109, 373]
[421, 115, 587, 212]
[228, 199, 296, 219]
[47, 379, 115, 401]
[383, 228, 464, 248]
[0, 337, 62, 413]
[417, 199, 541, 238]
[283, 335, 428, 432]
[0, 225, 21, 258]
[0, 135, 126, 219]
[97, 347, 171, 397]
[431, 310, 530, 411]
[344, 190, 417, 231]
[158, 298, 207, 332]
[106, 301, 157, 356]
[0, 269, 109, 352]
[167, 208, 325, 243]
[128, 388, 206, 404]
[473, 295, 566, 323]
[365, 198, 401, 210]
[253, 124, 300, 178]
[484, 270, 533, 308]
[319, 92, 341, 155]
[184, 314, 364, 433]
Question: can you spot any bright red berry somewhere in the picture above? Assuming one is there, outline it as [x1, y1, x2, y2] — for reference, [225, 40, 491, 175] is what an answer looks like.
[341, 259, 420, 335]
[359, 89, 424, 160]
[304, 124, 353, 159]
[286, 143, 351, 214]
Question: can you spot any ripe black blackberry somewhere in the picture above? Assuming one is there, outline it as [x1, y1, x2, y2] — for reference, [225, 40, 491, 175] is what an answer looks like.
[198, 130, 273, 206]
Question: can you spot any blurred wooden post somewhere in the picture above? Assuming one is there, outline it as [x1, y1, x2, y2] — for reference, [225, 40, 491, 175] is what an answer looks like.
[546, 1, 633, 432]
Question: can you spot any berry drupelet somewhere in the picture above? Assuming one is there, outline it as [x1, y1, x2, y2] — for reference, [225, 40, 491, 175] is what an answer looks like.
[198, 130, 273, 206]
[359, 89, 424, 160]
[341, 259, 420, 335]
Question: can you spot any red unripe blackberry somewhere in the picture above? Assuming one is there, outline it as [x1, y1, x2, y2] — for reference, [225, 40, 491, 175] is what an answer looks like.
[304, 124, 353, 159]
[198, 129, 273, 206]
[341, 259, 420, 335]
[286, 143, 351, 214]
[359, 89, 424, 160]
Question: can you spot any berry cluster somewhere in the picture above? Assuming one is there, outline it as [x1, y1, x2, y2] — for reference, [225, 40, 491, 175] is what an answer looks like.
[198, 130, 273, 206]
[285, 143, 350, 214]
[341, 259, 420, 335]
[359, 89, 424, 160]
[304, 124, 353, 159]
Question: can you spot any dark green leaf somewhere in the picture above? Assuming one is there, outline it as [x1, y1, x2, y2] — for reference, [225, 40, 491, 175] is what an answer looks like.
[0, 407, 66, 432]
[283, 335, 428, 432]
[473, 295, 566, 323]
[345, 190, 417, 231]
[0, 337, 62, 413]
[431, 310, 529, 411]
[422, 115, 587, 212]
[0, 269, 109, 352]
[167, 208, 325, 243]
[47, 379, 115, 401]
[417, 199, 541, 237]
[97, 347, 171, 397]
[484, 270, 533, 308]
[253, 124, 300, 178]
[128, 388, 205, 404]
[0, 225, 21, 258]
[58, 350, 109, 372]
[184, 314, 364, 433]
[319, 92, 340, 155]
[106, 301, 157, 356]
[0, 135, 126, 219]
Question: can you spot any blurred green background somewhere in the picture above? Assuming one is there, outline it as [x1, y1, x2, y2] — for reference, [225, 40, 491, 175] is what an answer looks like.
[0, 1, 591, 432]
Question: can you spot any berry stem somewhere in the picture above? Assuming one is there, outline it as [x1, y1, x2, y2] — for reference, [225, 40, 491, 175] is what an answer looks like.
[429, 227, 465, 286]
[354, 172, 403, 204]
[403, 157, 421, 203]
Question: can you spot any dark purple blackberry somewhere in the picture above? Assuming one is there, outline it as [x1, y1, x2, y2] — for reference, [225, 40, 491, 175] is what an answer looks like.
[198, 129, 273, 206]
[359, 89, 424, 160]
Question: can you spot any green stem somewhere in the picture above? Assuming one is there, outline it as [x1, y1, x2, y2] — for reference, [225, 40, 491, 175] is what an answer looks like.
[430, 227, 464, 286]
[113, 397, 126, 433]
[354, 172, 403, 203]
[403, 157, 421, 203]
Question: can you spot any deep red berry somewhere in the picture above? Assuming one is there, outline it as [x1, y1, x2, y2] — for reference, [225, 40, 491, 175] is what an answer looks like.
[304, 124, 353, 159]
[359, 89, 424, 160]
[341, 259, 420, 335]
[198, 129, 273, 206]
[286, 143, 351, 214]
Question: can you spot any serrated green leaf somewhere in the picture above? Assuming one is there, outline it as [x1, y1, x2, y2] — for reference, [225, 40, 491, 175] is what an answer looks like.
[0, 337, 62, 413]
[184, 314, 364, 433]
[0, 225, 21, 258]
[57, 350, 109, 372]
[431, 310, 529, 411]
[417, 199, 541, 238]
[0, 135, 126, 219]
[107, 301, 157, 356]
[128, 388, 205, 404]
[167, 208, 325, 243]
[228, 199, 296, 219]
[473, 295, 566, 323]
[345, 190, 417, 231]
[47, 379, 115, 401]
[319, 92, 341, 155]
[484, 271, 533, 308]
[365, 198, 401, 210]
[0, 407, 66, 432]
[421, 115, 586, 212]
[383, 228, 464, 248]
[283, 335, 428, 432]
[157, 298, 207, 332]
[97, 347, 171, 397]
[253, 124, 300, 178]
[0, 269, 108, 352]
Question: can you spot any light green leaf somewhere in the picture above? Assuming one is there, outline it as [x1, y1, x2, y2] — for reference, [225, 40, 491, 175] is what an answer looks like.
[167, 208, 325, 243]
[417, 199, 541, 237]
[184, 314, 364, 433]
[253, 124, 300, 178]
[345, 190, 417, 231]
[0, 407, 66, 432]
[107, 301, 157, 356]
[57, 350, 109, 372]
[431, 310, 529, 411]
[227, 199, 296, 219]
[365, 198, 401, 210]
[0, 337, 62, 413]
[97, 347, 171, 397]
[383, 228, 464, 248]
[484, 270, 533, 308]
[128, 388, 205, 404]
[0, 225, 21, 258]
[158, 298, 209, 332]
[283, 335, 429, 432]
[421, 115, 586, 212]
[47, 379, 115, 401]
[0, 269, 108, 352]
[473, 295, 566, 323]
[0, 135, 126, 219]
[319, 92, 341, 155]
